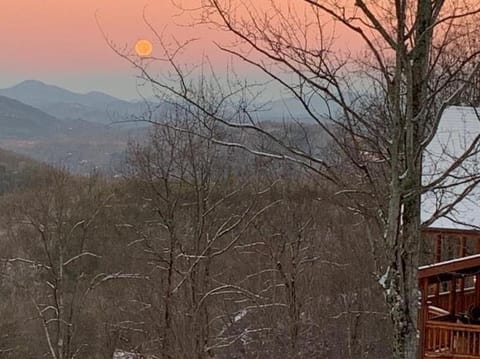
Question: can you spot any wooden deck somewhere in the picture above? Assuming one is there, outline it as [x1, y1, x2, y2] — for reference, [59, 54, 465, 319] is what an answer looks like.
[425, 320, 480, 357]
[420, 230, 480, 358]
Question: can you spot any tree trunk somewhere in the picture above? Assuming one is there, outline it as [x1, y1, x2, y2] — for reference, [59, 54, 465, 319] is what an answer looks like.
[383, 1, 432, 357]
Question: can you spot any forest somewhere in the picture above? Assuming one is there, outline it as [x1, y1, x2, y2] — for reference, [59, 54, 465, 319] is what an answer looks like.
[4, 0, 480, 358]
[0, 113, 390, 358]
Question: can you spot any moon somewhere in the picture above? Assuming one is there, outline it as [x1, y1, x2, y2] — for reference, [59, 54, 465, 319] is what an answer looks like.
[135, 39, 153, 57]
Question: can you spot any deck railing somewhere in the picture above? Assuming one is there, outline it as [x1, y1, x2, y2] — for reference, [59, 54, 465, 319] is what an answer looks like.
[425, 320, 480, 357]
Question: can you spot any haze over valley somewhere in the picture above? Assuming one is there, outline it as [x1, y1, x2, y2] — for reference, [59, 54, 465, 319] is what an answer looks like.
[0, 80, 324, 175]
[0, 80, 151, 174]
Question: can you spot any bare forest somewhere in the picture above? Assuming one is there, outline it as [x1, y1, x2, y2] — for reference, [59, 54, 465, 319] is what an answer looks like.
[0, 118, 389, 358]
[4, 0, 480, 358]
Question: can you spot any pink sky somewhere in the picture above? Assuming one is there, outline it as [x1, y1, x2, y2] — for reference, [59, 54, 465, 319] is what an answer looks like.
[0, 1, 173, 71]
[0, 1, 357, 99]
[0, 1, 188, 98]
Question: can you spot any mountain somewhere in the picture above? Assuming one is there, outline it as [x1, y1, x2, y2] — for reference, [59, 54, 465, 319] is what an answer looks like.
[0, 95, 63, 139]
[0, 80, 341, 126]
[0, 80, 120, 107]
[0, 93, 146, 175]
[0, 80, 148, 126]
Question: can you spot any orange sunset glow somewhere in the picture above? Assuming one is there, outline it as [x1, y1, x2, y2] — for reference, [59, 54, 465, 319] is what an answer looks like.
[0, 0, 356, 98]
[0, 0, 247, 98]
[0, 1, 165, 70]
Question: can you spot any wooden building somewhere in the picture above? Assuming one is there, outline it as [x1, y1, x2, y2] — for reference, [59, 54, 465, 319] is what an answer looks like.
[419, 107, 480, 358]
[420, 228, 480, 358]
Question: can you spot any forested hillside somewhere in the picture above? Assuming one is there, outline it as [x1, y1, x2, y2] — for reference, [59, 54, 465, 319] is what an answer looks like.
[0, 120, 390, 358]
[0, 148, 46, 194]
[0, 95, 62, 139]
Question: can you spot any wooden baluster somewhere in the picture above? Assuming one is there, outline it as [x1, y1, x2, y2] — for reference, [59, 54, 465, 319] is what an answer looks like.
[444, 328, 447, 350]
[465, 330, 468, 354]
[475, 332, 478, 355]
[460, 330, 463, 354]
[451, 328, 454, 353]
[438, 327, 442, 351]
[428, 328, 432, 352]
[454, 330, 458, 354]
[466, 331, 469, 355]
[438, 328, 442, 351]
[474, 332, 476, 355]
[461, 330, 464, 354]
[471, 332, 474, 355]
[473, 332, 480, 355]
[467, 331, 470, 354]
[473, 331, 476, 355]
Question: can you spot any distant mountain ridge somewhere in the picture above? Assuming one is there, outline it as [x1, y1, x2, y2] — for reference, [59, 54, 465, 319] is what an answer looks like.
[0, 80, 122, 106]
[0, 80, 334, 124]
[0, 92, 144, 174]
[0, 80, 147, 125]
[0, 95, 62, 139]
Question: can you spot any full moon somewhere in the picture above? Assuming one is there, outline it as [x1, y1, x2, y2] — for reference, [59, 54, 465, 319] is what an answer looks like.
[135, 39, 153, 57]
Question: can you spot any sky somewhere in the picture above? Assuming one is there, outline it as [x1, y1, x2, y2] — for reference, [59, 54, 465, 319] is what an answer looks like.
[0, 1, 356, 101]
[0, 1, 193, 100]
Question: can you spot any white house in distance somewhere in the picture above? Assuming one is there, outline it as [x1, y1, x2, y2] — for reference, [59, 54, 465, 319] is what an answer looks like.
[419, 106, 480, 358]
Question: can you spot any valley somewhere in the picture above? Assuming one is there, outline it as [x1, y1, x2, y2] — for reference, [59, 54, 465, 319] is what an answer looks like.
[0, 81, 150, 174]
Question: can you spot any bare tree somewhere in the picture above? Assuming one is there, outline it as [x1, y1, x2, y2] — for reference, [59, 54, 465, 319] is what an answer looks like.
[118, 116, 390, 358]
[100, 0, 480, 356]
[0, 169, 116, 359]
[116, 107, 286, 358]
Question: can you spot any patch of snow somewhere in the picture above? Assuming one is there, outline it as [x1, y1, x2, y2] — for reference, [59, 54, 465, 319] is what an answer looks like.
[379, 267, 390, 289]
[418, 253, 480, 270]
[234, 309, 247, 322]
